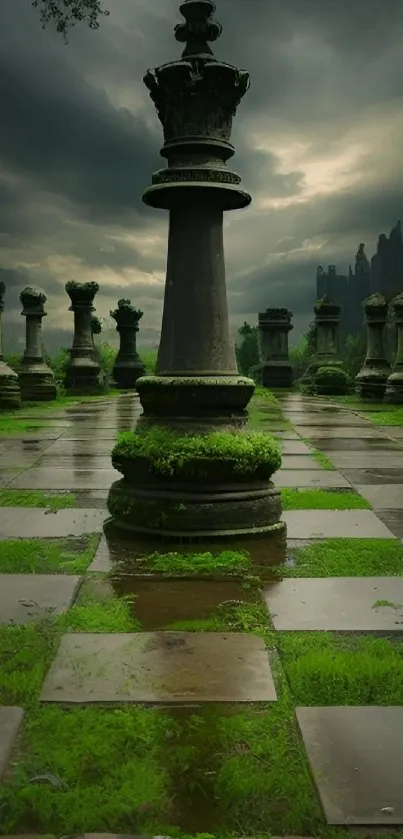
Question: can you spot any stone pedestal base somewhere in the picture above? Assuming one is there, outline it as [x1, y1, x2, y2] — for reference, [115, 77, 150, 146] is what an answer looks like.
[0, 361, 21, 410]
[65, 358, 104, 396]
[113, 360, 146, 391]
[107, 477, 285, 541]
[384, 371, 403, 404]
[355, 369, 390, 401]
[18, 362, 57, 402]
[255, 362, 293, 389]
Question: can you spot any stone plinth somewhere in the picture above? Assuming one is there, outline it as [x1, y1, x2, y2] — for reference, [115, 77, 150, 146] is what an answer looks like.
[255, 308, 293, 388]
[356, 293, 391, 401]
[303, 296, 344, 387]
[110, 299, 145, 390]
[17, 286, 57, 402]
[106, 0, 283, 540]
[65, 281, 103, 395]
[385, 292, 403, 403]
[0, 282, 21, 410]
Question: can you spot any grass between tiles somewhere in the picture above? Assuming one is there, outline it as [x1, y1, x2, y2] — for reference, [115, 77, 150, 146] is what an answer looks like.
[281, 488, 370, 509]
[278, 537, 403, 577]
[0, 534, 100, 574]
[0, 490, 77, 508]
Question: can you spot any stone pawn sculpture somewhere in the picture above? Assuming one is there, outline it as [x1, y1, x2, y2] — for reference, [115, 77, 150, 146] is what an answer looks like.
[18, 286, 57, 402]
[64, 281, 103, 395]
[110, 299, 145, 390]
[355, 294, 391, 401]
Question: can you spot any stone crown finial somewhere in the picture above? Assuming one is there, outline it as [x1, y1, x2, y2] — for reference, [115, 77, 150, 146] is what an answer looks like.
[174, 0, 222, 59]
[20, 286, 47, 310]
[110, 299, 144, 329]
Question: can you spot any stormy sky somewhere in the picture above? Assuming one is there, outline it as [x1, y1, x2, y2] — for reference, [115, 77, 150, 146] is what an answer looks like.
[1, 0, 403, 353]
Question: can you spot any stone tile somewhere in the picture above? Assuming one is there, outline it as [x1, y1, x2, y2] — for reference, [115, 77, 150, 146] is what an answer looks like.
[0, 432, 62, 441]
[342, 468, 403, 485]
[61, 432, 120, 441]
[330, 452, 403, 469]
[381, 426, 403, 438]
[0, 707, 24, 778]
[296, 706, 403, 825]
[375, 510, 403, 539]
[280, 440, 313, 455]
[309, 437, 403, 452]
[297, 427, 384, 439]
[7, 467, 120, 490]
[355, 485, 403, 509]
[35, 456, 112, 469]
[40, 631, 277, 703]
[88, 534, 113, 572]
[0, 508, 107, 538]
[0, 470, 27, 487]
[273, 470, 351, 488]
[263, 577, 403, 631]
[283, 509, 395, 539]
[42, 439, 117, 456]
[0, 574, 81, 624]
[280, 455, 322, 470]
[284, 414, 369, 427]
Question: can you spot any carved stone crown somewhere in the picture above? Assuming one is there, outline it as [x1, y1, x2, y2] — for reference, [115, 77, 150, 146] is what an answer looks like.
[363, 293, 388, 321]
[314, 295, 341, 318]
[110, 299, 144, 330]
[259, 308, 293, 323]
[20, 286, 47, 316]
[65, 281, 99, 310]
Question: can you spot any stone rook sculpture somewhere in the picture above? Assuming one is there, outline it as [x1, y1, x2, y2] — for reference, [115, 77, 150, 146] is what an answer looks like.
[0, 282, 21, 410]
[110, 299, 145, 390]
[18, 287, 57, 402]
[255, 308, 293, 388]
[385, 292, 403, 403]
[356, 293, 390, 400]
[90, 315, 102, 363]
[303, 295, 343, 382]
[65, 281, 103, 394]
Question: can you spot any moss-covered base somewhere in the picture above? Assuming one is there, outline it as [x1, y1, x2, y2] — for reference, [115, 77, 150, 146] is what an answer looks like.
[0, 364, 22, 410]
[113, 360, 146, 390]
[107, 478, 285, 540]
[18, 370, 57, 402]
[384, 371, 403, 404]
[355, 368, 389, 401]
[136, 374, 255, 423]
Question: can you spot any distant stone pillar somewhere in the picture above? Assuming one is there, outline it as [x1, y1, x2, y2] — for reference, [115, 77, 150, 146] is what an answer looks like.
[385, 292, 403, 403]
[18, 287, 56, 402]
[65, 281, 103, 394]
[256, 308, 293, 387]
[356, 293, 390, 400]
[111, 299, 145, 390]
[303, 295, 343, 381]
[0, 282, 21, 410]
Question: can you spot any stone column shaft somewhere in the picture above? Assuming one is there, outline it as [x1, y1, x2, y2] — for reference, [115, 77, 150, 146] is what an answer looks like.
[0, 283, 21, 409]
[385, 293, 403, 403]
[356, 293, 390, 400]
[157, 207, 236, 375]
[65, 281, 102, 395]
[24, 316, 42, 359]
[18, 286, 56, 402]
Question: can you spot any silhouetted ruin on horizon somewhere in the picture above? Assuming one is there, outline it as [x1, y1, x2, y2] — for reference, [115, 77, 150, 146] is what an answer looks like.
[316, 221, 403, 339]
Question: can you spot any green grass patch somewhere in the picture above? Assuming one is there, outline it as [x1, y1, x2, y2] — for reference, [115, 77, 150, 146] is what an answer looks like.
[166, 601, 270, 635]
[278, 632, 403, 705]
[278, 538, 403, 577]
[0, 535, 100, 575]
[281, 488, 370, 509]
[0, 618, 60, 708]
[0, 490, 77, 508]
[61, 579, 141, 632]
[310, 448, 335, 469]
[365, 408, 403, 426]
[137, 549, 252, 576]
[252, 386, 279, 404]
[0, 419, 56, 435]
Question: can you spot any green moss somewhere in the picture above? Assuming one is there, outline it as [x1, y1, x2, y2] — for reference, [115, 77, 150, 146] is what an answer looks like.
[0, 419, 54, 434]
[278, 632, 403, 705]
[0, 535, 100, 574]
[0, 618, 60, 708]
[0, 490, 77, 508]
[137, 549, 252, 576]
[252, 387, 279, 403]
[277, 537, 403, 577]
[310, 448, 335, 470]
[59, 579, 141, 632]
[166, 601, 271, 636]
[281, 488, 370, 509]
[365, 408, 403, 426]
[112, 426, 282, 479]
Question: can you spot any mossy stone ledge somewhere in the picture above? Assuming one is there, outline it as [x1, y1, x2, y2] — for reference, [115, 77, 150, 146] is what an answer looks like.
[107, 426, 285, 540]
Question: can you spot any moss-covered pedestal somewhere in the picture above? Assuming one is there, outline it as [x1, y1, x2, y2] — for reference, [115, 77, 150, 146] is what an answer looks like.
[254, 308, 293, 388]
[356, 294, 391, 401]
[303, 296, 344, 389]
[385, 293, 403, 404]
[106, 0, 284, 541]
[111, 299, 145, 390]
[65, 281, 104, 395]
[108, 428, 283, 539]
[18, 287, 57, 402]
[0, 282, 21, 410]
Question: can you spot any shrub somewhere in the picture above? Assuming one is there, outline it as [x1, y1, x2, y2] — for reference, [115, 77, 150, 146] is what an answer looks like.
[315, 365, 350, 395]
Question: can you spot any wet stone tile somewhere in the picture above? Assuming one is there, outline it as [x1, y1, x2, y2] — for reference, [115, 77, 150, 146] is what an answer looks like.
[296, 427, 384, 439]
[283, 509, 395, 539]
[41, 439, 116, 456]
[381, 426, 403, 438]
[375, 510, 403, 539]
[7, 467, 120, 490]
[0, 507, 107, 538]
[0, 707, 24, 779]
[40, 631, 277, 704]
[355, 485, 403, 509]
[280, 441, 313, 455]
[263, 577, 403, 632]
[341, 468, 403, 485]
[308, 437, 403, 452]
[329, 452, 403, 470]
[280, 455, 322, 470]
[35, 455, 112, 469]
[283, 414, 369, 427]
[0, 574, 81, 624]
[273, 470, 351, 488]
[296, 706, 403, 825]
[0, 469, 27, 487]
